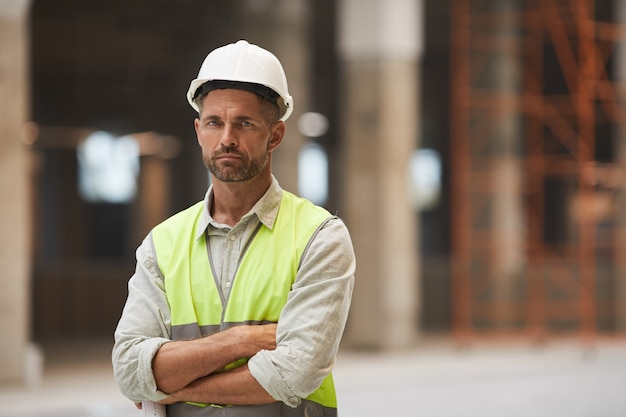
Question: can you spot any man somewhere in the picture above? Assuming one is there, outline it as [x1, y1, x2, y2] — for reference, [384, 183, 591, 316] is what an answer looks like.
[112, 40, 355, 417]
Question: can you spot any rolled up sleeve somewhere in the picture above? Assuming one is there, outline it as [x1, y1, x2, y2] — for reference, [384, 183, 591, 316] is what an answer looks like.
[112, 235, 172, 403]
[248, 218, 356, 407]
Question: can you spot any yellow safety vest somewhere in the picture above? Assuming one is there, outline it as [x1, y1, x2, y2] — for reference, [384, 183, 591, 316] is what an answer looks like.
[152, 191, 338, 416]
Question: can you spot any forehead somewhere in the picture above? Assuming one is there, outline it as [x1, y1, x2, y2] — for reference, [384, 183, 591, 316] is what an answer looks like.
[199, 88, 263, 115]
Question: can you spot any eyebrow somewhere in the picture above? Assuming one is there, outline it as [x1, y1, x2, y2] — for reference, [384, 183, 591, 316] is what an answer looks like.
[201, 114, 261, 124]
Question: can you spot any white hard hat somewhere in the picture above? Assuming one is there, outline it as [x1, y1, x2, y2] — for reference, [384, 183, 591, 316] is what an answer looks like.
[187, 40, 293, 121]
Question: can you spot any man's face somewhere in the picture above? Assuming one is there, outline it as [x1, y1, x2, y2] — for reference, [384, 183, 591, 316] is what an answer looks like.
[194, 89, 284, 183]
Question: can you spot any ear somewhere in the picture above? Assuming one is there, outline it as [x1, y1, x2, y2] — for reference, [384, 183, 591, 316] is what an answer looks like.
[268, 121, 285, 152]
[194, 117, 201, 146]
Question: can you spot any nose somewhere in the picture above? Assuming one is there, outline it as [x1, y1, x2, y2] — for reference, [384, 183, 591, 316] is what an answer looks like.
[219, 124, 238, 149]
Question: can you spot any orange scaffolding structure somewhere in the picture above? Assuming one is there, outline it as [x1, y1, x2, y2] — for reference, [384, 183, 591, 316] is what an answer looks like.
[450, 0, 626, 342]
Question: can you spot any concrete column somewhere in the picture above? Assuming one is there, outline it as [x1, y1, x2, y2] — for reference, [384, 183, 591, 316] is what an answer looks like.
[0, 0, 34, 385]
[339, 0, 422, 349]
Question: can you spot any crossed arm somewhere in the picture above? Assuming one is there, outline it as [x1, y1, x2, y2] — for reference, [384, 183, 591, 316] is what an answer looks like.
[153, 324, 277, 405]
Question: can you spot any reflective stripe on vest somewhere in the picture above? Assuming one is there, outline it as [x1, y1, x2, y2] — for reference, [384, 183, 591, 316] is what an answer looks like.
[166, 399, 337, 417]
[152, 191, 338, 416]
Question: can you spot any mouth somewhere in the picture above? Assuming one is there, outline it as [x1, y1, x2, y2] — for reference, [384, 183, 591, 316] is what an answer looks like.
[215, 152, 243, 161]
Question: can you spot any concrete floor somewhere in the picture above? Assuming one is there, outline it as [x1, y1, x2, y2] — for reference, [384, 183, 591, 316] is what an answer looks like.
[335, 339, 626, 417]
[1, 338, 625, 417]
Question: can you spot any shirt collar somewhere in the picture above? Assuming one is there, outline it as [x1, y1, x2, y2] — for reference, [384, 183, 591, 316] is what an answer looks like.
[194, 175, 283, 240]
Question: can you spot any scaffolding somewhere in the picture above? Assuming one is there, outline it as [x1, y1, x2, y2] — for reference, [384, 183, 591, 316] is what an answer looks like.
[450, 0, 626, 342]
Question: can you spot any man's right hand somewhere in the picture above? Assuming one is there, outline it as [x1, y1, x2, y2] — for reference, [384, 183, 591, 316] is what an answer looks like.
[239, 323, 277, 353]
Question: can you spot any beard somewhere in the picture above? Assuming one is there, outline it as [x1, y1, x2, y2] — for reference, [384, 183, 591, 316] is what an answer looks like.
[204, 147, 269, 182]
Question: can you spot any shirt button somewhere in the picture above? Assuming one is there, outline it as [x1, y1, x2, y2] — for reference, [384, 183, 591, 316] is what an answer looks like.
[225, 281, 231, 288]
[229, 234, 237, 241]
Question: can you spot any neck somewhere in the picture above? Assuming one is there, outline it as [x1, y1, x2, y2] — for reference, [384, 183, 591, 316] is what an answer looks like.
[210, 173, 272, 227]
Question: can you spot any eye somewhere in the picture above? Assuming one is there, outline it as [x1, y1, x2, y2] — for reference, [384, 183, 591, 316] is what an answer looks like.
[241, 120, 253, 127]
